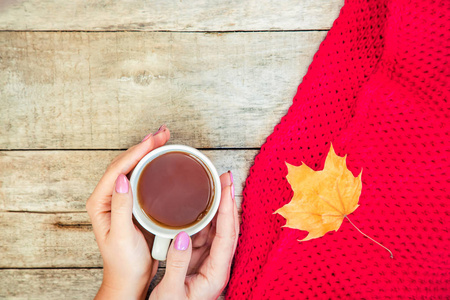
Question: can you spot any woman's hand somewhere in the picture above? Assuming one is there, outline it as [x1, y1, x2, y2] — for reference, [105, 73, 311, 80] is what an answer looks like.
[150, 171, 239, 300]
[86, 126, 170, 300]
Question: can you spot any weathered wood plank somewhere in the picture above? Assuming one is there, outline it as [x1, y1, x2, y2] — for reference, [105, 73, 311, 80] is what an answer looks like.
[0, 150, 254, 212]
[0, 269, 167, 299]
[0, 212, 100, 268]
[0, 0, 343, 31]
[0, 268, 227, 299]
[0, 31, 327, 149]
[0, 207, 242, 268]
[0, 269, 103, 299]
[0, 268, 226, 299]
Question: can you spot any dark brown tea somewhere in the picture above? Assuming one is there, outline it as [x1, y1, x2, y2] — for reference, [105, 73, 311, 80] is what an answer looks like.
[137, 152, 213, 228]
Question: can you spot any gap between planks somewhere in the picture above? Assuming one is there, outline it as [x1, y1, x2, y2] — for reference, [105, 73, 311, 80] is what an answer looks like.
[0, 147, 261, 151]
[0, 31, 328, 149]
[0, 29, 329, 33]
[0, 268, 227, 299]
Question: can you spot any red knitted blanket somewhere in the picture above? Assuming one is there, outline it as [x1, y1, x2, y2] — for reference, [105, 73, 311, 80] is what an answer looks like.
[226, 0, 449, 298]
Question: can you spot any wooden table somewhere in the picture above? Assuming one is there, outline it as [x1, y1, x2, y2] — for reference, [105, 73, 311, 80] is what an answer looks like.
[0, 1, 343, 298]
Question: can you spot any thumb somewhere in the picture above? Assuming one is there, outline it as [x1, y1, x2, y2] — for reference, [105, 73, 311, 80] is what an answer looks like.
[110, 174, 134, 238]
[160, 231, 192, 293]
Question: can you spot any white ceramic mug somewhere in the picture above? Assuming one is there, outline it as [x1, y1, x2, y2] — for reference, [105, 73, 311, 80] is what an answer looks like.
[130, 145, 221, 261]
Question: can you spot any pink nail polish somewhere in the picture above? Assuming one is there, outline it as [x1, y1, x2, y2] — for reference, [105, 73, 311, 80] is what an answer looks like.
[174, 231, 189, 251]
[229, 171, 235, 199]
[141, 133, 152, 143]
[153, 124, 166, 135]
[115, 174, 129, 194]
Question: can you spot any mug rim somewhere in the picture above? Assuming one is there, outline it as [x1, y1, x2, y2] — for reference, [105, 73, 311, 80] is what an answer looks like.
[130, 144, 221, 238]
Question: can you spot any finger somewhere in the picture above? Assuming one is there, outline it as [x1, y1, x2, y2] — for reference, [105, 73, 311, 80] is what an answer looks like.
[188, 247, 209, 275]
[86, 126, 170, 242]
[153, 124, 171, 142]
[226, 170, 239, 253]
[192, 223, 211, 248]
[94, 126, 171, 196]
[150, 259, 159, 281]
[86, 194, 111, 242]
[133, 217, 155, 246]
[232, 192, 240, 255]
[205, 171, 234, 245]
[206, 215, 217, 246]
[220, 171, 232, 188]
[110, 174, 135, 238]
[160, 232, 192, 294]
[189, 223, 214, 275]
[203, 185, 236, 284]
[190, 172, 232, 249]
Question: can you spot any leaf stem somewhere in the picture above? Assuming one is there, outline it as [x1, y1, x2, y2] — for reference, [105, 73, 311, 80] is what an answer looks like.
[344, 215, 394, 259]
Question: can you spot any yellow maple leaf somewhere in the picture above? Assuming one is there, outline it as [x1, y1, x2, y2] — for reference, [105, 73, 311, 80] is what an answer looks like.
[275, 143, 393, 257]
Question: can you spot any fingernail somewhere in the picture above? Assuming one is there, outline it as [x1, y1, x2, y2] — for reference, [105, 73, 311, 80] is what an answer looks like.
[153, 124, 166, 135]
[174, 231, 189, 251]
[229, 170, 235, 200]
[229, 170, 234, 184]
[115, 174, 129, 194]
[141, 133, 152, 143]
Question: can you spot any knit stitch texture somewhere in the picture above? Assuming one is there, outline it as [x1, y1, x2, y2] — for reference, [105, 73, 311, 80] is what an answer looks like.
[226, 0, 449, 298]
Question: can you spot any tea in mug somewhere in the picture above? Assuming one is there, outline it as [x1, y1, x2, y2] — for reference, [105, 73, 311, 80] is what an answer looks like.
[137, 152, 213, 228]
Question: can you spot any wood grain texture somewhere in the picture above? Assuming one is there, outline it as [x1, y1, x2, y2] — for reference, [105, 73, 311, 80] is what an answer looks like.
[0, 150, 247, 268]
[0, 1, 341, 298]
[0, 269, 103, 299]
[0, 150, 254, 212]
[0, 205, 242, 268]
[0, 269, 227, 299]
[0, 212, 99, 268]
[0, 31, 327, 149]
[0, 269, 227, 300]
[0, 0, 343, 31]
